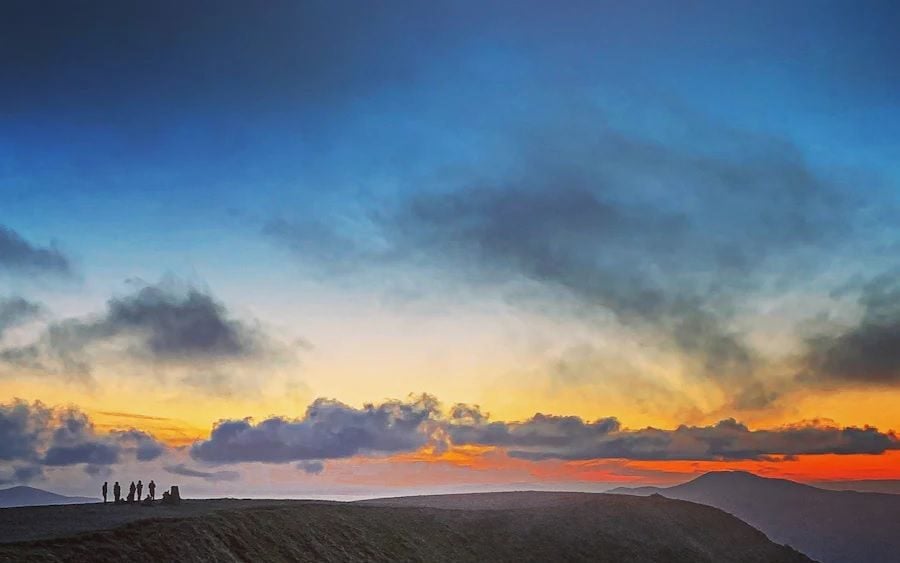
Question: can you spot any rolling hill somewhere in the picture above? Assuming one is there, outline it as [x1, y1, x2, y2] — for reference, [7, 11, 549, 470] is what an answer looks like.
[609, 471, 900, 563]
[0, 486, 97, 509]
[0, 492, 811, 562]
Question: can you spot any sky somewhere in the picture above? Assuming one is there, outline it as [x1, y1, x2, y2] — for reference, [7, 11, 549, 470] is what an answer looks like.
[2, 0, 900, 498]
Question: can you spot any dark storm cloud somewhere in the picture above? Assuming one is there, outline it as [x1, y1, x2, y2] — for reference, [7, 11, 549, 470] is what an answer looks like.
[801, 276, 900, 385]
[191, 395, 440, 463]
[446, 405, 900, 461]
[164, 463, 240, 482]
[0, 400, 166, 482]
[0, 279, 273, 378]
[0, 297, 42, 337]
[0, 226, 71, 278]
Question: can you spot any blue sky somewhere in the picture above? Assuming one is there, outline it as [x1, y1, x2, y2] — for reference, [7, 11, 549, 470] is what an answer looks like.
[2, 1, 900, 494]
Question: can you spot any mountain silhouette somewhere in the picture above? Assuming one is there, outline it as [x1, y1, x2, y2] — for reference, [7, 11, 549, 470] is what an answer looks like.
[0, 486, 97, 509]
[610, 471, 900, 563]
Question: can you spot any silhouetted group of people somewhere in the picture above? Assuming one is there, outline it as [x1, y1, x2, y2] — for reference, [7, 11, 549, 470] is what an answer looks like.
[102, 479, 156, 505]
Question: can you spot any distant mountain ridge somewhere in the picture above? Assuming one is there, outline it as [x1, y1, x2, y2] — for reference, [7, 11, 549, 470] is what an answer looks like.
[811, 479, 900, 494]
[0, 486, 97, 509]
[610, 471, 900, 563]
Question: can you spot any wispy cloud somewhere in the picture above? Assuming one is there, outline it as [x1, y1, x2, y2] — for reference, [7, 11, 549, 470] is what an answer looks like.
[164, 463, 239, 482]
[0, 296, 42, 337]
[266, 107, 869, 412]
[0, 225, 72, 278]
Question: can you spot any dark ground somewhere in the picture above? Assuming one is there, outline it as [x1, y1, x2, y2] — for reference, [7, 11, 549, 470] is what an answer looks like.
[0, 498, 314, 544]
[0, 492, 813, 563]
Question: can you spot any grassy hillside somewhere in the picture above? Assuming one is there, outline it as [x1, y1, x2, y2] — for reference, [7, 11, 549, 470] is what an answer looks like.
[0, 492, 811, 563]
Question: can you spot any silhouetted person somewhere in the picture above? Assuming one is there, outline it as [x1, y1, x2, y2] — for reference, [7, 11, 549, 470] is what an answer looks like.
[137, 480, 143, 502]
[113, 481, 121, 502]
[148, 480, 156, 500]
[128, 481, 136, 504]
[102, 481, 108, 504]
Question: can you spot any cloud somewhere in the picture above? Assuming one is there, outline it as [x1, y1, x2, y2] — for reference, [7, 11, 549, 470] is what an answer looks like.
[0, 400, 53, 462]
[95, 411, 173, 422]
[0, 344, 47, 373]
[801, 276, 900, 385]
[268, 113, 857, 410]
[297, 460, 324, 475]
[0, 278, 280, 384]
[191, 394, 440, 463]
[447, 405, 900, 461]
[111, 429, 165, 461]
[84, 464, 112, 478]
[190, 394, 900, 466]
[446, 411, 621, 451]
[99, 280, 263, 361]
[0, 465, 44, 485]
[0, 225, 72, 278]
[43, 442, 119, 466]
[164, 463, 240, 482]
[0, 400, 166, 482]
[0, 297, 42, 337]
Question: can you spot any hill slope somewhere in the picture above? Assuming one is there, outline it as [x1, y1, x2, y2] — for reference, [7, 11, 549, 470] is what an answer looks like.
[610, 471, 900, 563]
[0, 493, 811, 563]
[811, 479, 900, 494]
[0, 486, 97, 508]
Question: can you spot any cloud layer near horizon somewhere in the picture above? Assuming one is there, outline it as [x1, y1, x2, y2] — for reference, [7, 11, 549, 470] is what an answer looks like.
[189, 395, 900, 466]
[2, 393, 897, 488]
